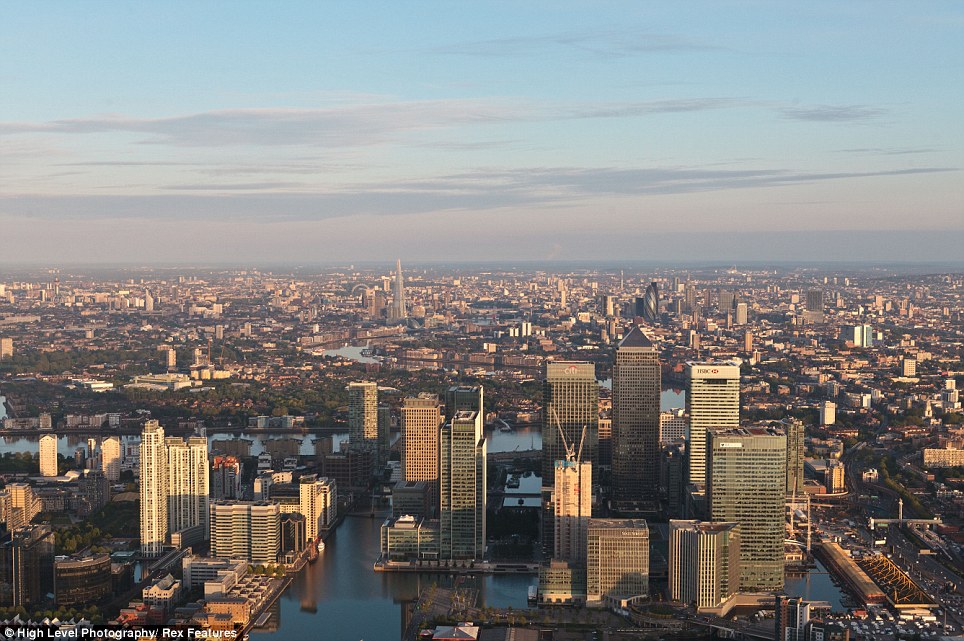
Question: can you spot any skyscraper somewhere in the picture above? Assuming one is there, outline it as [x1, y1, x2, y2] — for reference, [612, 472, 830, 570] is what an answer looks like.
[586, 519, 649, 606]
[39, 434, 58, 477]
[707, 427, 787, 591]
[166, 436, 209, 537]
[389, 259, 407, 322]
[642, 282, 659, 322]
[348, 381, 378, 447]
[685, 362, 741, 488]
[806, 289, 824, 313]
[439, 410, 486, 561]
[101, 436, 121, 482]
[444, 385, 484, 421]
[140, 420, 168, 557]
[401, 393, 443, 509]
[668, 520, 741, 610]
[542, 361, 598, 484]
[784, 419, 805, 495]
[553, 459, 592, 563]
[611, 326, 660, 509]
[0, 524, 55, 608]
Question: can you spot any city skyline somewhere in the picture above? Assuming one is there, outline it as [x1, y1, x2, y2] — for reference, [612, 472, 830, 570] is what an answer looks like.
[2, 2, 962, 263]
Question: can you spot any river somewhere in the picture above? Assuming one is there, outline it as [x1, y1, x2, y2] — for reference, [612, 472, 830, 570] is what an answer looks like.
[253, 514, 532, 641]
[0, 388, 685, 457]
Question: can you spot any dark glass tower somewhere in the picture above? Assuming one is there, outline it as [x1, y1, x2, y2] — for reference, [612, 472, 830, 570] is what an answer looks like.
[612, 326, 661, 511]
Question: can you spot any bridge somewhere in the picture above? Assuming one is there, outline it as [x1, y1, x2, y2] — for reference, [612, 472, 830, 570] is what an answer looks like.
[488, 449, 540, 462]
[870, 517, 942, 530]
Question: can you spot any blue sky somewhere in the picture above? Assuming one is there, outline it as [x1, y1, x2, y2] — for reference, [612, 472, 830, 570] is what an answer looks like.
[1, 1, 962, 263]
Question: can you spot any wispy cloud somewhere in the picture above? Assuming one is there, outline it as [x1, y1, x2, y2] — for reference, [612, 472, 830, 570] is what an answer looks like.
[0, 98, 754, 149]
[1, 165, 954, 222]
[429, 29, 730, 58]
[781, 104, 887, 122]
[835, 147, 938, 155]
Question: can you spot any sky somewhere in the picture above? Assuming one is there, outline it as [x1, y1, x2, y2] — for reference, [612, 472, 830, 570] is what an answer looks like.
[1, 1, 962, 265]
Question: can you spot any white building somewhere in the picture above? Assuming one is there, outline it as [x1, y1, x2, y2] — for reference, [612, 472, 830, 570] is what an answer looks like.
[819, 401, 836, 427]
[166, 436, 210, 537]
[685, 362, 741, 487]
[140, 420, 168, 556]
[299, 475, 337, 543]
[101, 436, 121, 482]
[39, 434, 59, 477]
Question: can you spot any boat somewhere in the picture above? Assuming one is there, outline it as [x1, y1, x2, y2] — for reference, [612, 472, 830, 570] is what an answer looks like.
[317, 540, 326, 553]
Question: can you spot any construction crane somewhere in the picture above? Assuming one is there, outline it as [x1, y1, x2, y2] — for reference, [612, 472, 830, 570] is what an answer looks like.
[550, 406, 587, 465]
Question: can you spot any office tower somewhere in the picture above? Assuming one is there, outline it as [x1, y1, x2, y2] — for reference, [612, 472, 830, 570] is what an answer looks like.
[140, 420, 168, 557]
[101, 436, 121, 481]
[685, 285, 697, 313]
[775, 596, 811, 641]
[554, 459, 592, 563]
[668, 520, 741, 610]
[299, 475, 337, 543]
[166, 436, 210, 536]
[586, 519, 649, 606]
[707, 428, 787, 591]
[39, 434, 58, 477]
[389, 259, 407, 322]
[0, 524, 55, 608]
[542, 361, 598, 484]
[600, 294, 615, 317]
[439, 410, 486, 561]
[806, 289, 823, 312]
[633, 296, 646, 318]
[209, 501, 280, 564]
[685, 362, 741, 487]
[2, 484, 40, 531]
[611, 327, 661, 508]
[718, 290, 735, 313]
[661, 444, 686, 516]
[734, 302, 748, 325]
[348, 381, 378, 447]
[401, 394, 443, 509]
[743, 331, 753, 353]
[211, 455, 241, 500]
[377, 403, 392, 467]
[784, 419, 805, 495]
[0, 337, 13, 360]
[643, 282, 659, 322]
[444, 385, 484, 421]
[819, 401, 836, 426]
